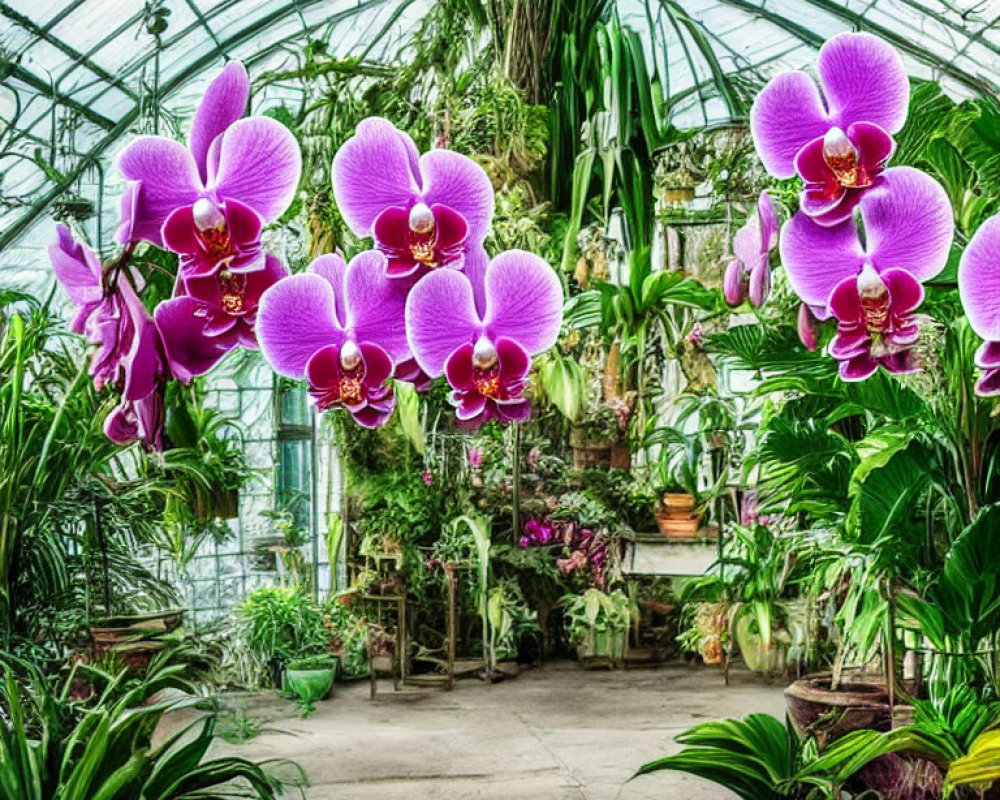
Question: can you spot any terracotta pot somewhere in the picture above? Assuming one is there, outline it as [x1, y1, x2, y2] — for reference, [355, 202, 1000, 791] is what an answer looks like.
[661, 492, 696, 514]
[785, 673, 891, 748]
[609, 440, 631, 470]
[570, 430, 613, 469]
[661, 186, 696, 204]
[656, 509, 702, 538]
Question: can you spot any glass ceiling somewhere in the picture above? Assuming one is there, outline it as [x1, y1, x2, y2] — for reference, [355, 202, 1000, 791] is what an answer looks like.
[2, 0, 998, 292]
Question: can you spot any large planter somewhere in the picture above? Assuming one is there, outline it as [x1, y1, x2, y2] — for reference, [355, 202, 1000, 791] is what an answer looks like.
[657, 492, 702, 537]
[785, 673, 891, 748]
[576, 629, 626, 668]
[285, 665, 335, 716]
[89, 609, 185, 672]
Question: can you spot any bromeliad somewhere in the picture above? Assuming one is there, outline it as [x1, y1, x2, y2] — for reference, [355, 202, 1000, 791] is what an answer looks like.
[779, 167, 953, 381]
[751, 32, 908, 227]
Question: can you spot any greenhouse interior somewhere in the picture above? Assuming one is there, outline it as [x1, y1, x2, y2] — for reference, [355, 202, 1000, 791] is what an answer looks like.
[7, 0, 1000, 798]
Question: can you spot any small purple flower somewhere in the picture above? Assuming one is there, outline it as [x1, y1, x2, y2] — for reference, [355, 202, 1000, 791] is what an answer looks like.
[117, 62, 300, 250]
[797, 303, 821, 352]
[422, 469, 433, 486]
[404, 248, 563, 427]
[751, 33, 908, 227]
[780, 168, 952, 381]
[306, 342, 395, 429]
[467, 447, 484, 471]
[958, 215, 1000, 395]
[332, 117, 493, 279]
[725, 191, 778, 307]
[685, 322, 703, 349]
[104, 389, 164, 452]
[255, 250, 411, 428]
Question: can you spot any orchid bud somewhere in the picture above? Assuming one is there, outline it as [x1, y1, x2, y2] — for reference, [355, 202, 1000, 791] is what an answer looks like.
[340, 340, 362, 370]
[797, 303, 819, 351]
[192, 198, 225, 231]
[408, 202, 435, 235]
[472, 336, 498, 369]
[723, 259, 748, 306]
[749, 262, 771, 307]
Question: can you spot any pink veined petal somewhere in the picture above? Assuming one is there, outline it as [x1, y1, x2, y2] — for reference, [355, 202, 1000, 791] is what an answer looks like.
[723, 258, 748, 306]
[496, 337, 530, 382]
[433, 203, 469, 255]
[464, 244, 490, 317]
[455, 393, 488, 422]
[256, 273, 346, 378]
[352, 401, 396, 429]
[118, 137, 203, 246]
[161, 205, 202, 254]
[154, 296, 230, 384]
[840, 352, 880, 382]
[242, 254, 289, 307]
[959, 213, 1000, 342]
[757, 191, 778, 252]
[118, 279, 162, 402]
[225, 198, 264, 263]
[189, 62, 249, 182]
[976, 340, 1000, 370]
[819, 32, 909, 135]
[828, 274, 863, 324]
[405, 269, 482, 377]
[830, 328, 870, 360]
[864, 167, 953, 283]
[344, 250, 410, 364]
[497, 399, 532, 424]
[308, 254, 348, 326]
[780, 211, 865, 309]
[976, 368, 1000, 397]
[332, 117, 420, 236]
[358, 341, 394, 388]
[748, 262, 771, 307]
[419, 149, 494, 243]
[483, 250, 563, 356]
[750, 71, 831, 179]
[850, 121, 896, 168]
[882, 268, 925, 315]
[104, 400, 139, 445]
[397, 128, 423, 191]
[49, 225, 101, 305]
[210, 116, 301, 222]
[305, 344, 341, 389]
[879, 350, 920, 375]
[445, 344, 475, 391]
[372, 206, 410, 252]
[733, 219, 762, 269]
[115, 181, 142, 244]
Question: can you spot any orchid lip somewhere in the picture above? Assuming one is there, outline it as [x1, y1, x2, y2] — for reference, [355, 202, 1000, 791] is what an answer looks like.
[472, 336, 498, 369]
[823, 126, 870, 188]
[408, 202, 435, 234]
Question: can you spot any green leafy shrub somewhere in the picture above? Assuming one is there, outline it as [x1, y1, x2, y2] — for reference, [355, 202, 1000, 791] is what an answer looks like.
[236, 587, 329, 680]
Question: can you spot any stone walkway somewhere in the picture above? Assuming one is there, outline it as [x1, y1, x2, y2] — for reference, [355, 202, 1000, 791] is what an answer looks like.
[218, 661, 787, 799]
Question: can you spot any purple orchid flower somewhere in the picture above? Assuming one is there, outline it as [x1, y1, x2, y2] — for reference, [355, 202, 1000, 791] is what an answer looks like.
[255, 250, 411, 428]
[48, 226, 165, 449]
[404, 248, 563, 427]
[797, 303, 820, 352]
[958, 215, 1000, 395]
[154, 254, 289, 383]
[724, 191, 778, 306]
[117, 61, 300, 268]
[332, 117, 493, 279]
[780, 167, 952, 381]
[751, 33, 908, 226]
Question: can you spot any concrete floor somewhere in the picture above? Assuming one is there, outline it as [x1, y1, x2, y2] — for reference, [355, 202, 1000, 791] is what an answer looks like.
[215, 661, 787, 800]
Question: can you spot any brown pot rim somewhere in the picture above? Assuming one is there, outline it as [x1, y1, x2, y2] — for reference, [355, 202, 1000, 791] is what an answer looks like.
[784, 675, 890, 709]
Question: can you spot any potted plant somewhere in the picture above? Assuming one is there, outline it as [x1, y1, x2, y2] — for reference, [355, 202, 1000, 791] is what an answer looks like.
[569, 404, 619, 469]
[651, 428, 704, 538]
[284, 654, 338, 717]
[563, 588, 631, 668]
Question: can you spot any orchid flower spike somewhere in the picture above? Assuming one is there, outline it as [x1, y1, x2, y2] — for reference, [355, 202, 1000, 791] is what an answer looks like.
[958, 215, 1000, 396]
[751, 33, 907, 226]
[255, 250, 411, 428]
[117, 62, 300, 277]
[725, 191, 778, 307]
[333, 117, 494, 279]
[780, 167, 953, 381]
[404, 248, 563, 427]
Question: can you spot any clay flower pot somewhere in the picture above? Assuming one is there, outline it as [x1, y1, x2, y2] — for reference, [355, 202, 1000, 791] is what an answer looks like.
[785, 673, 891, 748]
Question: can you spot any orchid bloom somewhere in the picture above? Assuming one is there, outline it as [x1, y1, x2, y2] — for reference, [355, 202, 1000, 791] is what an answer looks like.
[49, 226, 165, 449]
[154, 254, 288, 384]
[404, 249, 563, 426]
[332, 117, 494, 279]
[780, 168, 952, 381]
[255, 250, 410, 428]
[724, 191, 778, 307]
[751, 33, 908, 226]
[958, 215, 1000, 395]
[117, 62, 300, 278]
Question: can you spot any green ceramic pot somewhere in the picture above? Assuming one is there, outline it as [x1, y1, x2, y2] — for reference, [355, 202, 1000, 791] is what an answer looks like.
[285, 668, 334, 714]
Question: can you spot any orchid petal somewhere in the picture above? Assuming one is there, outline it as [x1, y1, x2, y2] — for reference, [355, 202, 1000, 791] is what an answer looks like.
[445, 344, 475, 391]
[780, 213, 865, 308]
[840, 353, 880, 382]
[419, 149, 494, 243]
[976, 340, 1000, 370]
[483, 250, 563, 355]
[723, 259, 747, 306]
[864, 167, 953, 283]
[359, 341, 394, 387]
[750, 71, 830, 178]
[118, 279, 161, 402]
[49, 225, 101, 307]
[118, 137, 202, 245]
[405, 270, 481, 377]
[464, 244, 490, 317]
[344, 250, 410, 363]
[256, 273, 345, 378]
[959, 214, 1000, 341]
[189, 62, 249, 182]
[758, 191, 778, 251]
[352, 401, 396, 429]
[497, 337, 530, 382]
[819, 32, 908, 135]
[455, 393, 488, 422]
[210, 117, 301, 222]
[155, 296, 229, 383]
[305, 344, 341, 389]
[332, 117, 420, 236]
[748, 262, 771, 307]
[308, 254, 348, 326]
